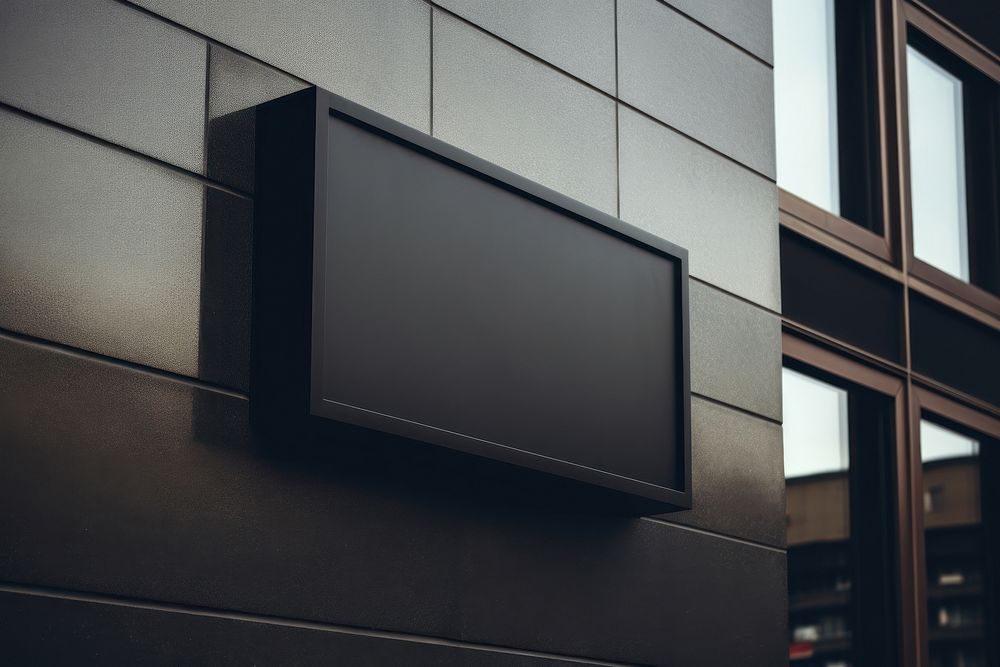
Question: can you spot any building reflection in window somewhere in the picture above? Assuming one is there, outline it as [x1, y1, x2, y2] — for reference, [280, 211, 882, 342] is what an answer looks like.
[921, 419, 985, 667]
[784, 367, 853, 666]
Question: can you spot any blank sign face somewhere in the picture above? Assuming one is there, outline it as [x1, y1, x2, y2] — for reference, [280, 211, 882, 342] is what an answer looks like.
[313, 112, 684, 492]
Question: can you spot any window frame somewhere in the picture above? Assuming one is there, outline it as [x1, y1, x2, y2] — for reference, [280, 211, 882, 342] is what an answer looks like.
[780, 7, 1000, 664]
[908, 384, 1000, 666]
[780, 1, 1000, 335]
[784, 332, 909, 665]
[895, 1, 1000, 317]
[776, 0, 897, 264]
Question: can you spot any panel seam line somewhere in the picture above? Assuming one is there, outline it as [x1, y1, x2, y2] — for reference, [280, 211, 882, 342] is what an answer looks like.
[0, 328, 248, 401]
[0, 101, 250, 200]
[689, 275, 782, 318]
[651, 0, 773, 68]
[0, 582, 642, 666]
[641, 518, 786, 553]
[692, 391, 782, 427]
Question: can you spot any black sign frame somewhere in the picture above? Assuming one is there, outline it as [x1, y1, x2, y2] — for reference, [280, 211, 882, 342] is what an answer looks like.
[254, 87, 691, 512]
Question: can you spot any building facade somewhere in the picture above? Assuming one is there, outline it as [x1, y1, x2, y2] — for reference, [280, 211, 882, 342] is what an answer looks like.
[775, 1, 999, 666]
[0, 1, 785, 664]
[0, 0, 996, 665]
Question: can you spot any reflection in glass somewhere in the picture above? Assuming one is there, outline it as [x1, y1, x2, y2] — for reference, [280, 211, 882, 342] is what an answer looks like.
[921, 419, 985, 667]
[783, 368, 853, 666]
[906, 46, 969, 282]
[773, 0, 840, 214]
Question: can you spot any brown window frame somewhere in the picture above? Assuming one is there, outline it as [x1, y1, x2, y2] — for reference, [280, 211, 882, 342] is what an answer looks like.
[783, 332, 912, 666]
[785, 320, 1000, 667]
[780, 5, 1000, 664]
[908, 384, 1000, 666]
[777, 0, 898, 265]
[894, 1, 1000, 317]
[780, 0, 1000, 337]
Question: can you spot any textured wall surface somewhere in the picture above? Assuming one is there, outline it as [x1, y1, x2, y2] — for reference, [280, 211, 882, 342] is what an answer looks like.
[0, 0, 783, 664]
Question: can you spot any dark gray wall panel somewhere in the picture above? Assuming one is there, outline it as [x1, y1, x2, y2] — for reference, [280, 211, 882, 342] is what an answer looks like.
[665, 0, 773, 63]
[619, 106, 780, 311]
[432, 10, 617, 214]
[690, 281, 782, 421]
[0, 591, 603, 667]
[0, 110, 203, 377]
[132, 0, 431, 132]
[207, 45, 308, 193]
[617, 0, 775, 178]
[0, 335, 787, 666]
[0, 0, 206, 173]
[664, 398, 785, 547]
[457, 514, 786, 665]
[435, 0, 616, 93]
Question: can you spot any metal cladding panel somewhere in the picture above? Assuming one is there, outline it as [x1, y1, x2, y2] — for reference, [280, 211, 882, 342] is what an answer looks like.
[255, 88, 690, 511]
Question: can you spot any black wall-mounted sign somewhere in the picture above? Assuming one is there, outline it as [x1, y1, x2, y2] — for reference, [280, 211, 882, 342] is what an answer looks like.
[252, 87, 691, 513]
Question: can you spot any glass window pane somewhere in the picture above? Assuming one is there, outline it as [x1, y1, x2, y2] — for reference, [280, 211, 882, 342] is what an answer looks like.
[773, 0, 840, 214]
[783, 368, 850, 478]
[783, 367, 853, 665]
[920, 419, 985, 667]
[906, 46, 970, 282]
[921, 420, 979, 463]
